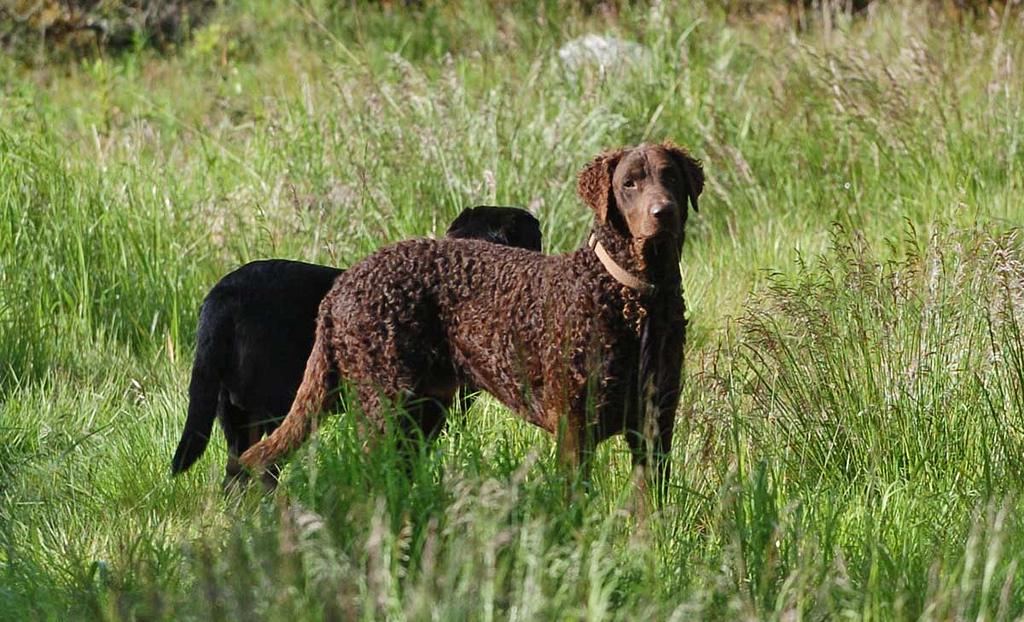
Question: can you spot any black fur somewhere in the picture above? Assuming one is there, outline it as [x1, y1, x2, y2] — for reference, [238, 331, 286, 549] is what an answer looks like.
[171, 206, 542, 487]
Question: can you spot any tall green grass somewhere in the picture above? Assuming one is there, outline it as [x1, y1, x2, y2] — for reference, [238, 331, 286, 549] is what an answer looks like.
[2, 1, 1024, 619]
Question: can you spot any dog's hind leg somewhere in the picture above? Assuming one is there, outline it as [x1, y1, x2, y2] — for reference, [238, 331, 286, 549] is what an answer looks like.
[392, 391, 454, 478]
[353, 383, 454, 447]
[238, 316, 339, 475]
[416, 398, 450, 443]
[417, 374, 458, 441]
[219, 391, 255, 491]
[350, 371, 455, 477]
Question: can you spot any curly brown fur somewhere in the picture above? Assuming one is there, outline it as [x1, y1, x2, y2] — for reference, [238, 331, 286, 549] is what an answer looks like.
[240, 143, 704, 502]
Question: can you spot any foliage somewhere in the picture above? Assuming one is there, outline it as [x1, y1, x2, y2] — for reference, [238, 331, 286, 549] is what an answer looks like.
[2, 0, 1024, 619]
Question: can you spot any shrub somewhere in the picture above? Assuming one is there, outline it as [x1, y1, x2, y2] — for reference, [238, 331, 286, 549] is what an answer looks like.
[0, 0, 216, 58]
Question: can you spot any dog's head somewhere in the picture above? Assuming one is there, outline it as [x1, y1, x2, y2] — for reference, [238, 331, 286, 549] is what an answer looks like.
[446, 205, 543, 251]
[577, 142, 703, 249]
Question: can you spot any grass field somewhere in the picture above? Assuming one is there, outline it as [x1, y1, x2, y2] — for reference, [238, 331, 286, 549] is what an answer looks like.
[2, 1, 1024, 619]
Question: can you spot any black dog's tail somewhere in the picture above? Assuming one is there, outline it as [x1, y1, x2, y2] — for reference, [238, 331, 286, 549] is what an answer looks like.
[171, 301, 230, 475]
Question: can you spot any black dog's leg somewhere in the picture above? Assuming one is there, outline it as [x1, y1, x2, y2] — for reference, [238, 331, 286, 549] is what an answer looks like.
[220, 390, 256, 491]
[415, 397, 450, 443]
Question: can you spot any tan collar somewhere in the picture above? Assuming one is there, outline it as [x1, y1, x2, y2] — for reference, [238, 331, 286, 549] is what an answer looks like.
[589, 234, 656, 296]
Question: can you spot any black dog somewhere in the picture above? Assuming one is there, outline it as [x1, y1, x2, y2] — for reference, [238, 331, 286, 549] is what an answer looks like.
[171, 206, 542, 487]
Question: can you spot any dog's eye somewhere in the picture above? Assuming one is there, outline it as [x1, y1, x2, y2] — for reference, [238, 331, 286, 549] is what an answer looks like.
[623, 179, 637, 189]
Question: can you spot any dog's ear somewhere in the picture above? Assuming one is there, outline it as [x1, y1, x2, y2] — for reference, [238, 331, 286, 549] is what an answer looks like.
[663, 142, 704, 213]
[577, 149, 626, 223]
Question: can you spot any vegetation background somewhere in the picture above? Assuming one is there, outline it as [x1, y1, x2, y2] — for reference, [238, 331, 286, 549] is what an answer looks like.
[2, 0, 1024, 619]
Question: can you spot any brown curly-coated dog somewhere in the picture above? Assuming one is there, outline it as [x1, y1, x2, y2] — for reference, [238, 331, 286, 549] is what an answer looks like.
[239, 142, 703, 500]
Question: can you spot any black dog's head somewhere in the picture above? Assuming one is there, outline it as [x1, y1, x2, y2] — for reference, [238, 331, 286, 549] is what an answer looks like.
[577, 142, 703, 252]
[446, 205, 543, 252]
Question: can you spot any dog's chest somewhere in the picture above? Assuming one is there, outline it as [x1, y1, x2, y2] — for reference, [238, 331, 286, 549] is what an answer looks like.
[595, 293, 686, 390]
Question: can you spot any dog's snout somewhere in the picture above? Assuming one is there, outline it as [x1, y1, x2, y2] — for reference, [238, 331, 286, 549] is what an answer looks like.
[650, 200, 676, 219]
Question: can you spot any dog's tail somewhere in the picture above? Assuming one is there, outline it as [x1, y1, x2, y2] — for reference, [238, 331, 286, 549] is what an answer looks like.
[171, 301, 230, 475]
[239, 310, 338, 473]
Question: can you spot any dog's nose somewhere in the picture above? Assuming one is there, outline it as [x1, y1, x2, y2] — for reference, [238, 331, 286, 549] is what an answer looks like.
[650, 201, 676, 219]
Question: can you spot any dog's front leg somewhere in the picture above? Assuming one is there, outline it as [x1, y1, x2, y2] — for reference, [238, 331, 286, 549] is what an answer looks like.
[628, 368, 682, 511]
[648, 411, 676, 507]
